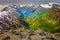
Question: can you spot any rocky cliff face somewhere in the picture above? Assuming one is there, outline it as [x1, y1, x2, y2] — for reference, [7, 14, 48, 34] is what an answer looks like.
[52, 4, 60, 20]
[0, 5, 24, 34]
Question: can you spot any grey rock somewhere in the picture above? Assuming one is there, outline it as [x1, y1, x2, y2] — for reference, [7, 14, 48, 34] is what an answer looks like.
[39, 30, 46, 36]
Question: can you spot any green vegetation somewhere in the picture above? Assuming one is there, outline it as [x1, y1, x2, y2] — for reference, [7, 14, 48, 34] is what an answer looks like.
[24, 9, 60, 32]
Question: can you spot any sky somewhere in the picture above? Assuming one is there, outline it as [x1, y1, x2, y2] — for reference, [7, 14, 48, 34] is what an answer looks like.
[0, 0, 60, 4]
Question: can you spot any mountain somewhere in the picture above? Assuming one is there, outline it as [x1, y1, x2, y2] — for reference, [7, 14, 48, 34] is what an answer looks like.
[0, 0, 60, 4]
[0, 4, 29, 33]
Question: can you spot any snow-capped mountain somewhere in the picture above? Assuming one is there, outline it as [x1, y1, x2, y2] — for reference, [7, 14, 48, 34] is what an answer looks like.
[40, 2, 54, 8]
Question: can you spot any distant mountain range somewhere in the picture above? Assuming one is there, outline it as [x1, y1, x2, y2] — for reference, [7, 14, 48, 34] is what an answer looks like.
[0, 0, 60, 4]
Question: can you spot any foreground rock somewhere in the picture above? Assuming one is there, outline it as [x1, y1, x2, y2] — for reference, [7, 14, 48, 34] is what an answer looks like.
[0, 27, 60, 40]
